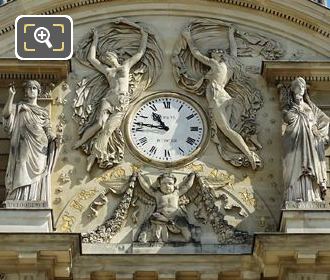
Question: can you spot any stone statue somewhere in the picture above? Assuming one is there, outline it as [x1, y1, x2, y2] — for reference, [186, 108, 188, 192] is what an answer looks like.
[137, 172, 197, 243]
[73, 18, 164, 171]
[178, 22, 262, 169]
[279, 77, 330, 203]
[2, 81, 58, 206]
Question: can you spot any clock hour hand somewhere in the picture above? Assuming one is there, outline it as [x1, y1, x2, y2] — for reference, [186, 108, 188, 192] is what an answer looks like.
[152, 112, 169, 130]
[134, 122, 169, 131]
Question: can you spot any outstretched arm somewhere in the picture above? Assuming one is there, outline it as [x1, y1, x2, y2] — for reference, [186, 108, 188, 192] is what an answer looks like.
[3, 85, 15, 119]
[179, 172, 196, 196]
[228, 25, 238, 57]
[125, 29, 148, 68]
[88, 29, 108, 75]
[137, 173, 156, 198]
[182, 28, 212, 67]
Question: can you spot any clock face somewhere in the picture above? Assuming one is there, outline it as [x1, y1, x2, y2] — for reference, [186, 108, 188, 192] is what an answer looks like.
[126, 93, 208, 166]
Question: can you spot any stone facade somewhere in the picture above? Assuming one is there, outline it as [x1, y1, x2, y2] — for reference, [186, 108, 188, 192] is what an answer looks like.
[0, 0, 329, 279]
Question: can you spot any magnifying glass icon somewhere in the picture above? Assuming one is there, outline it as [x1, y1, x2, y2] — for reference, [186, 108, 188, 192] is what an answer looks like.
[34, 27, 53, 49]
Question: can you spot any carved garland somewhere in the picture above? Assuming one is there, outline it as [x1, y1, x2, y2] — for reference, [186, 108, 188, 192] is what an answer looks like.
[0, 0, 328, 38]
[82, 174, 251, 244]
[81, 174, 137, 243]
[197, 176, 251, 244]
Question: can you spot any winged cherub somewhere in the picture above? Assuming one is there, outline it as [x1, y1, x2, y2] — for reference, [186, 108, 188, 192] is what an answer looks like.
[137, 172, 196, 242]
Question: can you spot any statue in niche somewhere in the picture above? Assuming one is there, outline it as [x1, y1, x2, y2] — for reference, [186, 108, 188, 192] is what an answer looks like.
[73, 18, 164, 171]
[137, 172, 198, 243]
[279, 77, 330, 203]
[173, 20, 263, 169]
[2, 81, 58, 206]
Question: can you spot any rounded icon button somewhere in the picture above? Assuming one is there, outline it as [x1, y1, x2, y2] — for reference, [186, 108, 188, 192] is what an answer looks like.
[34, 27, 53, 48]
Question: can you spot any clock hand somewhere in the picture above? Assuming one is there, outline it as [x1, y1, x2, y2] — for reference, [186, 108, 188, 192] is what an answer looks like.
[152, 112, 169, 130]
[134, 122, 169, 130]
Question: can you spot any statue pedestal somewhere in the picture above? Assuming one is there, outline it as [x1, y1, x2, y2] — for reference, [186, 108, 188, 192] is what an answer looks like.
[0, 209, 53, 232]
[280, 202, 330, 233]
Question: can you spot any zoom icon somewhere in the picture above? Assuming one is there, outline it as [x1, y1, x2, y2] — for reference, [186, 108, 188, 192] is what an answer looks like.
[15, 15, 73, 60]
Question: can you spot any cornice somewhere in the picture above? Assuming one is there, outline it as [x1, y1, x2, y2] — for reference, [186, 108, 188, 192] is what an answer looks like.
[0, 0, 329, 39]
[0, 58, 70, 87]
[262, 61, 330, 91]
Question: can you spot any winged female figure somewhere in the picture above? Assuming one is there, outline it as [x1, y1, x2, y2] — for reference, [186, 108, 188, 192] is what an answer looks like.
[173, 20, 263, 169]
[73, 18, 163, 171]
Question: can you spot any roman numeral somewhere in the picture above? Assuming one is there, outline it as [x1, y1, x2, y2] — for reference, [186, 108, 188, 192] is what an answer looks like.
[149, 104, 157, 111]
[178, 105, 183, 112]
[190, 126, 199, 131]
[134, 126, 143, 132]
[163, 101, 171, 109]
[179, 147, 185, 154]
[149, 146, 157, 155]
[165, 149, 171, 158]
[138, 137, 148, 146]
[186, 137, 196, 145]
[186, 113, 196, 120]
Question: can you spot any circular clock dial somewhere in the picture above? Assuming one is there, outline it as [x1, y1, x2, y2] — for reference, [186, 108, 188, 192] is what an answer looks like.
[127, 93, 208, 166]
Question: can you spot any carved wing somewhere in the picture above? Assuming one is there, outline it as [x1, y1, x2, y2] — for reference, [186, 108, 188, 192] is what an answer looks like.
[73, 75, 108, 134]
[131, 175, 156, 224]
[181, 176, 200, 206]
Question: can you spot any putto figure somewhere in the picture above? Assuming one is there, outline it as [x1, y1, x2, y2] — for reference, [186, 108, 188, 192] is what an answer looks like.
[74, 18, 164, 171]
[173, 20, 263, 170]
[280, 77, 330, 203]
[2, 81, 58, 205]
[137, 172, 197, 242]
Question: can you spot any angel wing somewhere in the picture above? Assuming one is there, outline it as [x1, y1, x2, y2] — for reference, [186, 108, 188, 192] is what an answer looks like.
[74, 18, 164, 133]
[131, 173, 156, 225]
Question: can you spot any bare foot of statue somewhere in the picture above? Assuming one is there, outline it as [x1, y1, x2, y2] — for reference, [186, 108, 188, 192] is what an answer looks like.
[247, 151, 262, 170]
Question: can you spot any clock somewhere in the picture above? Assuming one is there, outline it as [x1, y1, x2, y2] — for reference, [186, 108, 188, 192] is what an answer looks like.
[125, 92, 208, 167]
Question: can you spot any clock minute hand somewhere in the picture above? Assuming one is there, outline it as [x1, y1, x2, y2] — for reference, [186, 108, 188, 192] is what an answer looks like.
[134, 122, 168, 130]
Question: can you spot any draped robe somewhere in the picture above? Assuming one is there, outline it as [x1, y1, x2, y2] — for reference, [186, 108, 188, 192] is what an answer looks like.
[283, 101, 329, 202]
[3, 103, 56, 203]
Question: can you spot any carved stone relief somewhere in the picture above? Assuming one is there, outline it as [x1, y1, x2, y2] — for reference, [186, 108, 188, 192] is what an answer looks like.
[279, 77, 329, 205]
[173, 20, 266, 170]
[80, 166, 255, 245]
[73, 18, 164, 171]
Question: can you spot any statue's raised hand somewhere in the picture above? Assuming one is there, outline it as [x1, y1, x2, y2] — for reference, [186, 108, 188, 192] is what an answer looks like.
[9, 84, 16, 96]
[91, 28, 98, 40]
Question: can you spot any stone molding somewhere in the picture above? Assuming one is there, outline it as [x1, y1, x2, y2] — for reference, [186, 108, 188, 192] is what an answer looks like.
[0, 234, 330, 279]
[0, 0, 329, 40]
[262, 61, 330, 91]
[0, 58, 70, 87]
